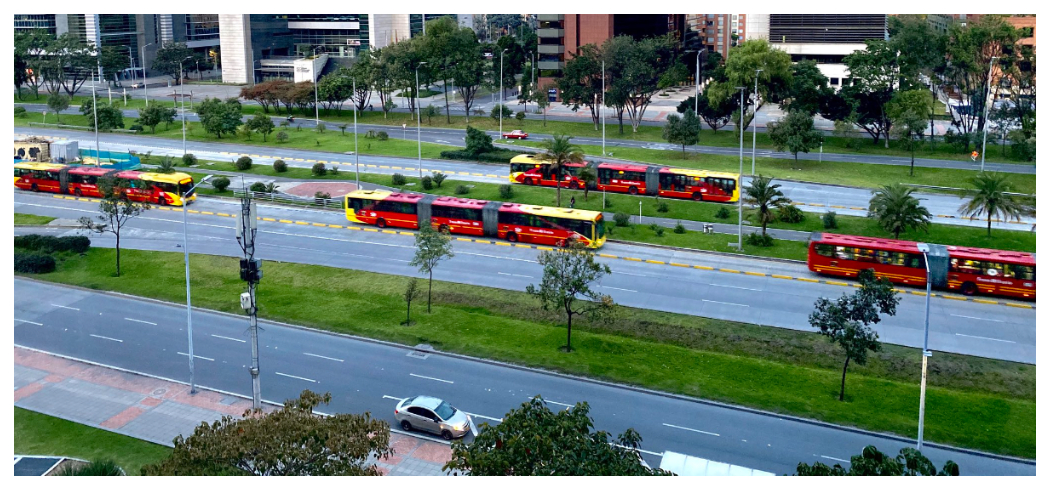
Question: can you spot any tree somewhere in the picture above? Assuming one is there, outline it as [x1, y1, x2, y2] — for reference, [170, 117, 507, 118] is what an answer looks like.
[445, 396, 669, 476]
[422, 105, 441, 125]
[489, 103, 512, 122]
[46, 92, 69, 123]
[889, 15, 947, 148]
[867, 185, 932, 239]
[611, 35, 677, 132]
[559, 44, 603, 129]
[536, 135, 584, 207]
[409, 225, 455, 313]
[743, 175, 791, 237]
[143, 390, 391, 475]
[137, 104, 177, 133]
[766, 110, 822, 166]
[43, 33, 95, 97]
[464, 125, 494, 156]
[941, 16, 1020, 144]
[99, 45, 129, 88]
[809, 269, 899, 401]
[887, 90, 933, 175]
[577, 166, 597, 201]
[708, 39, 792, 132]
[784, 60, 833, 116]
[247, 113, 275, 141]
[678, 91, 739, 131]
[447, 29, 487, 123]
[152, 42, 194, 83]
[15, 29, 53, 100]
[797, 445, 959, 476]
[77, 177, 151, 277]
[403, 278, 422, 326]
[844, 39, 906, 148]
[317, 68, 355, 115]
[958, 172, 1034, 237]
[662, 109, 700, 153]
[532, 83, 552, 127]
[196, 97, 242, 139]
[80, 99, 125, 131]
[526, 243, 613, 352]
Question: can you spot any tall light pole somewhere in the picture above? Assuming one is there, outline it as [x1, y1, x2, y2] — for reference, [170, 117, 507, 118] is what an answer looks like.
[128, 46, 135, 86]
[980, 56, 999, 173]
[353, 77, 359, 187]
[695, 51, 701, 115]
[601, 59, 606, 157]
[182, 175, 212, 395]
[140, 42, 154, 107]
[751, 69, 763, 176]
[313, 47, 323, 125]
[736, 86, 746, 250]
[179, 58, 191, 156]
[416, 61, 427, 178]
[916, 243, 933, 450]
[499, 48, 508, 138]
[92, 62, 101, 164]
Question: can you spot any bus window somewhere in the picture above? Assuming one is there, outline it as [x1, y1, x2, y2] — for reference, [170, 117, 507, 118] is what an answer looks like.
[1008, 264, 1036, 281]
[814, 244, 834, 257]
[598, 168, 613, 185]
[594, 216, 605, 240]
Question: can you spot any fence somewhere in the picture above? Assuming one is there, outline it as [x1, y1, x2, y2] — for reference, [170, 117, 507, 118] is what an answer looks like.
[232, 189, 343, 210]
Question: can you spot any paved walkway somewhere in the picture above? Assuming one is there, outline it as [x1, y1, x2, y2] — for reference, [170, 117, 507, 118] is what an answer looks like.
[13, 346, 451, 476]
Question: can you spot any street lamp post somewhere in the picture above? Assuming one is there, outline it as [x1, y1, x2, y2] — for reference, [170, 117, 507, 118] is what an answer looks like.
[128, 46, 135, 86]
[92, 62, 101, 164]
[695, 51, 701, 115]
[980, 56, 999, 173]
[751, 69, 763, 176]
[140, 42, 154, 107]
[602, 59, 606, 157]
[416, 62, 428, 178]
[182, 175, 213, 395]
[736, 87, 746, 250]
[179, 59, 191, 155]
[916, 243, 933, 450]
[313, 47, 322, 125]
[353, 77, 359, 187]
[499, 48, 508, 138]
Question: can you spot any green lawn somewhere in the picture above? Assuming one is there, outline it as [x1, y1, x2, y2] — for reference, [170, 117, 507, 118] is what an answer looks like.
[14, 213, 56, 225]
[14, 407, 171, 475]
[22, 247, 1035, 458]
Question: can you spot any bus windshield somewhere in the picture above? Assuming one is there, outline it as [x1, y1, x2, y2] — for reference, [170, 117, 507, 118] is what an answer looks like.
[594, 216, 605, 240]
[178, 179, 194, 197]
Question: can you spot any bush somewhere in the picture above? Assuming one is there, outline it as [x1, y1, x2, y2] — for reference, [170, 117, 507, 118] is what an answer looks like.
[776, 204, 805, 223]
[129, 124, 144, 132]
[656, 201, 670, 213]
[499, 184, 514, 199]
[465, 126, 495, 156]
[275, 131, 289, 143]
[420, 176, 433, 190]
[235, 156, 253, 170]
[314, 191, 332, 200]
[432, 172, 446, 187]
[377, 131, 389, 141]
[249, 182, 267, 192]
[55, 236, 91, 253]
[1010, 131, 1036, 161]
[316, 122, 326, 133]
[212, 176, 231, 192]
[273, 159, 287, 172]
[489, 104, 512, 121]
[15, 106, 28, 118]
[653, 225, 665, 237]
[515, 111, 526, 122]
[391, 173, 407, 186]
[279, 119, 290, 127]
[439, 149, 520, 163]
[312, 162, 327, 176]
[822, 211, 839, 229]
[14, 234, 90, 253]
[745, 232, 775, 247]
[454, 184, 470, 195]
[715, 206, 731, 220]
[614, 212, 631, 227]
[14, 252, 56, 274]
[674, 222, 686, 234]
[328, 165, 339, 176]
[182, 153, 197, 166]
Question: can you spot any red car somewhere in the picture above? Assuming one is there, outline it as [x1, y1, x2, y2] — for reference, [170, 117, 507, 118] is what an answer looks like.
[502, 130, 529, 139]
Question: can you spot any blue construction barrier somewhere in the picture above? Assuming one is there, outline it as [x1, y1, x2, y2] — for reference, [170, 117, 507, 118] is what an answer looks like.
[78, 149, 140, 170]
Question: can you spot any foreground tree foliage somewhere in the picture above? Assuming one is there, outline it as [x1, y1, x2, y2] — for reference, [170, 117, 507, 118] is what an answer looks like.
[143, 390, 392, 475]
[796, 445, 959, 476]
[444, 397, 671, 475]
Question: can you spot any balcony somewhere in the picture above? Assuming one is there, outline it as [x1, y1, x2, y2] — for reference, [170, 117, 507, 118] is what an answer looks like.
[536, 14, 563, 22]
[537, 60, 564, 70]
[537, 44, 564, 54]
[537, 28, 564, 39]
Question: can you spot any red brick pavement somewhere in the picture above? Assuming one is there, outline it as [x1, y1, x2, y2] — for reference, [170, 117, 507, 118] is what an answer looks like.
[283, 182, 358, 198]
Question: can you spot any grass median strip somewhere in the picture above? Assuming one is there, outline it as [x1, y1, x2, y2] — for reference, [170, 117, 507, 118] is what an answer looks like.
[21, 248, 1035, 458]
[14, 213, 56, 225]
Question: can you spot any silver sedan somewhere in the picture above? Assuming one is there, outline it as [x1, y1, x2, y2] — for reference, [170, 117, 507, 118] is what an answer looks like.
[394, 395, 473, 440]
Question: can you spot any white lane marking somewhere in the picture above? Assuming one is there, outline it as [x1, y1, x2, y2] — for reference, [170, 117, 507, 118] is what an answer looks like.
[276, 372, 318, 383]
[14, 319, 43, 326]
[820, 455, 850, 463]
[662, 423, 720, 437]
[950, 314, 1005, 323]
[465, 411, 503, 423]
[544, 400, 574, 408]
[955, 333, 1015, 343]
[459, 251, 535, 263]
[612, 443, 663, 457]
[383, 395, 407, 402]
[177, 351, 215, 361]
[50, 303, 80, 311]
[410, 373, 454, 384]
[615, 271, 650, 277]
[211, 334, 246, 343]
[711, 284, 762, 292]
[124, 317, 157, 326]
[304, 352, 345, 362]
[498, 272, 534, 278]
[90, 334, 123, 343]
[601, 285, 638, 293]
[702, 299, 749, 308]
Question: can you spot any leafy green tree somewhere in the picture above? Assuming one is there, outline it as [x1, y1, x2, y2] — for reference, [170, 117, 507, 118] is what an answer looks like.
[868, 184, 932, 239]
[99, 45, 129, 88]
[526, 243, 614, 352]
[403, 278, 422, 326]
[80, 98, 125, 131]
[14, 39, 29, 100]
[678, 91, 739, 131]
[810, 269, 899, 401]
[46, 92, 69, 123]
[317, 68, 355, 115]
[743, 175, 791, 237]
[662, 109, 701, 153]
[151, 42, 194, 83]
[464, 125, 494, 156]
[43, 33, 95, 97]
[887, 90, 932, 175]
[77, 177, 151, 277]
[247, 113, 275, 141]
[137, 104, 177, 133]
[784, 60, 833, 116]
[559, 44, 603, 129]
[844, 39, 908, 147]
[708, 39, 793, 132]
[536, 135, 584, 207]
[603, 35, 677, 132]
[422, 105, 441, 125]
[889, 15, 947, 147]
[577, 166, 597, 201]
[196, 97, 242, 139]
[143, 390, 392, 475]
[14, 29, 53, 100]
[409, 225, 455, 313]
[445, 396, 670, 476]
[532, 83, 552, 127]
[796, 445, 958, 476]
[767, 110, 822, 166]
[958, 172, 1034, 237]
[489, 103, 512, 121]
[445, 27, 487, 123]
[941, 16, 1020, 141]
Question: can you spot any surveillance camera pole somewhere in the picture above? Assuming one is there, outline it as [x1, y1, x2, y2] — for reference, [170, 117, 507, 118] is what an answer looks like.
[236, 192, 262, 410]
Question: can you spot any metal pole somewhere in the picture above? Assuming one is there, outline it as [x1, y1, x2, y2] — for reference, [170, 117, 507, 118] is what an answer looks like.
[980, 56, 998, 173]
[141, 43, 153, 107]
[128, 46, 135, 86]
[92, 64, 100, 164]
[314, 49, 320, 125]
[695, 51, 700, 115]
[602, 60, 606, 157]
[499, 50, 506, 138]
[917, 247, 932, 450]
[416, 62, 427, 178]
[353, 78, 359, 187]
[180, 175, 209, 395]
[751, 69, 762, 176]
[737, 87, 745, 250]
[180, 61, 186, 155]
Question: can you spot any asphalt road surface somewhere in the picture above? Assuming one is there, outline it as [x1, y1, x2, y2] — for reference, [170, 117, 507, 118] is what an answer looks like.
[14, 128, 1036, 232]
[12, 279, 1035, 475]
[13, 192, 1035, 364]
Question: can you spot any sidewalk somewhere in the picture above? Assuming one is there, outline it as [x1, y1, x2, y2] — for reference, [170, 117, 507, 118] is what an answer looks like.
[13, 346, 451, 476]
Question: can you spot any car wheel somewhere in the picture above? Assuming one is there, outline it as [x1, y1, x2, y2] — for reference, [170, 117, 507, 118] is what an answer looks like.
[442, 430, 454, 441]
[628, 186, 638, 195]
[961, 282, 978, 296]
[401, 420, 412, 432]
[376, 218, 387, 228]
[506, 232, 518, 243]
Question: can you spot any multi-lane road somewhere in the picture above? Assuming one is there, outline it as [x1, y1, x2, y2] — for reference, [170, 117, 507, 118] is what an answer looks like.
[12, 279, 1035, 475]
[14, 191, 1035, 363]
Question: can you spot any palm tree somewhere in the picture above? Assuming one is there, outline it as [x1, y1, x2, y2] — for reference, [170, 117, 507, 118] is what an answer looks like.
[536, 134, 584, 207]
[743, 175, 791, 236]
[958, 172, 1034, 237]
[868, 184, 932, 239]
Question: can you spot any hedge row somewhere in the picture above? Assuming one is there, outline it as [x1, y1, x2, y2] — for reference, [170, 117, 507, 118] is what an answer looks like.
[14, 234, 91, 254]
[15, 252, 56, 274]
[439, 149, 525, 164]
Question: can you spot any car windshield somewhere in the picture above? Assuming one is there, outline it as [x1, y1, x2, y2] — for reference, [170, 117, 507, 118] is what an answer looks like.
[434, 401, 456, 420]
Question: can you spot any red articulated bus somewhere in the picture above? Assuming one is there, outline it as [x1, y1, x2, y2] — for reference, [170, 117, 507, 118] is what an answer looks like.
[14, 162, 197, 206]
[508, 153, 589, 188]
[808, 232, 1035, 300]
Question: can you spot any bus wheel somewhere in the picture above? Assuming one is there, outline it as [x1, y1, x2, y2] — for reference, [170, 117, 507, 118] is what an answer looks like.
[524, 177, 534, 186]
[506, 232, 518, 243]
[31, 184, 38, 192]
[376, 219, 387, 229]
[438, 224, 450, 233]
[74, 188, 82, 197]
[628, 186, 638, 195]
[692, 192, 703, 201]
[961, 282, 978, 296]
[157, 197, 166, 206]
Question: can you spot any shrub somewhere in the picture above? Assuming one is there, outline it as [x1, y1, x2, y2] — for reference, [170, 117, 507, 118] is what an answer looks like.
[328, 165, 339, 176]
[212, 176, 231, 192]
[432, 172, 446, 187]
[15, 106, 28, 118]
[1010, 131, 1036, 161]
[674, 222, 686, 234]
[421, 176, 433, 190]
[182, 153, 197, 166]
[822, 211, 839, 229]
[649, 223, 661, 232]
[499, 184, 514, 199]
[439, 149, 519, 163]
[489, 104, 512, 121]
[14, 234, 90, 253]
[715, 206, 731, 220]
[653, 226, 665, 237]
[943, 129, 974, 152]
[312, 163, 327, 176]
[465, 126, 495, 156]
[316, 122, 326, 133]
[515, 111, 526, 122]
[454, 184, 470, 195]
[314, 191, 332, 199]
[279, 119, 290, 127]
[745, 232, 775, 247]
[377, 131, 389, 141]
[273, 159, 287, 172]
[249, 182, 267, 192]
[776, 204, 805, 223]
[129, 124, 144, 132]
[656, 201, 670, 213]
[235, 156, 253, 170]
[275, 131, 289, 143]
[14, 252, 56, 274]
[614, 212, 631, 227]
[55, 236, 91, 253]
[391, 173, 407, 186]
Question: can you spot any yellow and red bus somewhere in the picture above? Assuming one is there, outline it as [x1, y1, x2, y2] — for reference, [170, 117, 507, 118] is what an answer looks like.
[508, 153, 590, 189]
[14, 162, 197, 206]
[345, 189, 606, 248]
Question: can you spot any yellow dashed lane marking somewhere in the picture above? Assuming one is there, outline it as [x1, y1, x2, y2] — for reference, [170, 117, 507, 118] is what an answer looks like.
[744, 271, 766, 277]
[381, 230, 397, 234]
[771, 274, 793, 280]
[1006, 303, 1034, 309]
[456, 237, 473, 242]
[940, 295, 966, 301]
[694, 265, 714, 270]
[514, 244, 531, 248]
[623, 257, 642, 262]
[537, 246, 555, 251]
[294, 221, 309, 225]
[796, 278, 819, 283]
[719, 268, 740, 274]
[279, 219, 293, 223]
[328, 224, 343, 229]
[200, 211, 214, 215]
[262, 217, 276, 222]
[311, 223, 326, 227]
[494, 242, 511, 246]
[826, 281, 849, 286]
[973, 299, 998, 305]
[646, 260, 665, 265]
[669, 263, 689, 268]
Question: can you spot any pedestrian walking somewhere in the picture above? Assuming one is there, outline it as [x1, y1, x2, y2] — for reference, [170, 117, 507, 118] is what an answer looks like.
[569, 196, 575, 208]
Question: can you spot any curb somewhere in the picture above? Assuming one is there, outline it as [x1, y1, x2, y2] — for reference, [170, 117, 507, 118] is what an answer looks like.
[14, 277, 1035, 466]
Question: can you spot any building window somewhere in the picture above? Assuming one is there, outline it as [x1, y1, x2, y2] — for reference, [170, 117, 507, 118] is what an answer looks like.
[830, 77, 840, 85]
[185, 14, 219, 41]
